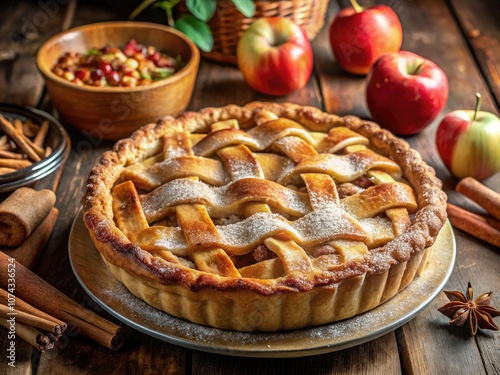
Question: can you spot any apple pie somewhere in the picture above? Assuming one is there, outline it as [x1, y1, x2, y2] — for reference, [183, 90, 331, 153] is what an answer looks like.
[82, 102, 447, 331]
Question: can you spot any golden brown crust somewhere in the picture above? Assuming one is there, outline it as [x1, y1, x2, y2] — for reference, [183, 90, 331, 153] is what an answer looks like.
[82, 102, 447, 331]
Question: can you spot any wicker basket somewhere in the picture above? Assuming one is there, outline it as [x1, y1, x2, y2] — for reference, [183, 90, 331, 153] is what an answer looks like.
[178, 0, 329, 64]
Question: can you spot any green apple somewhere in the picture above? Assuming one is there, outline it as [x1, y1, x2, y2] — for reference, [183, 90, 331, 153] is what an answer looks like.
[436, 94, 500, 180]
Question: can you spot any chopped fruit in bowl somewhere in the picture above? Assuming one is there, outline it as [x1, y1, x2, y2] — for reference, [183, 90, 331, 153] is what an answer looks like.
[36, 21, 199, 140]
[51, 39, 183, 87]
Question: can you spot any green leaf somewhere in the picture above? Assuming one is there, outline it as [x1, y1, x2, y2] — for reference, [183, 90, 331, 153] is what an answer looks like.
[175, 15, 214, 52]
[186, 0, 216, 22]
[230, 0, 256, 18]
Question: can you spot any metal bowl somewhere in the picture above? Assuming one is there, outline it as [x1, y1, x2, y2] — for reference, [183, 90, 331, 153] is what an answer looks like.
[0, 103, 70, 194]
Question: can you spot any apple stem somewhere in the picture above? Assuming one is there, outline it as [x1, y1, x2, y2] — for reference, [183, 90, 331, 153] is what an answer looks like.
[349, 0, 363, 12]
[409, 63, 423, 75]
[473, 93, 482, 121]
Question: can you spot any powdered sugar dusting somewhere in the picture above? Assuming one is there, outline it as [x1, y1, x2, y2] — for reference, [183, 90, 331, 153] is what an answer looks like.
[135, 205, 368, 255]
[140, 178, 310, 223]
[279, 150, 399, 185]
[225, 156, 263, 180]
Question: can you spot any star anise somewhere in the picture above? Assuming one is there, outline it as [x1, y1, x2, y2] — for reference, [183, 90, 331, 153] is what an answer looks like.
[438, 282, 500, 336]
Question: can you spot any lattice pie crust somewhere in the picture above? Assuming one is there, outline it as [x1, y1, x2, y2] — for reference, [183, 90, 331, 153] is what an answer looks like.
[82, 102, 447, 331]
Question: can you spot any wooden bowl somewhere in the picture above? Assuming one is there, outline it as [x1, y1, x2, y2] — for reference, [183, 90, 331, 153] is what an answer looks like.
[37, 21, 199, 140]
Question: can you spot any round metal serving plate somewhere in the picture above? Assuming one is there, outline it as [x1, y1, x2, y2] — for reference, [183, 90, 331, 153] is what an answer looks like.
[69, 210, 456, 358]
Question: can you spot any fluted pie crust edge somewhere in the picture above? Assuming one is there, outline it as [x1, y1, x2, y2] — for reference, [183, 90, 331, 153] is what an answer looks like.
[82, 102, 447, 331]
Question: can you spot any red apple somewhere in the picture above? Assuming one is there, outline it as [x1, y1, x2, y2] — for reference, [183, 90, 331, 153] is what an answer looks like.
[329, 0, 402, 75]
[366, 51, 449, 136]
[436, 94, 500, 180]
[236, 17, 313, 96]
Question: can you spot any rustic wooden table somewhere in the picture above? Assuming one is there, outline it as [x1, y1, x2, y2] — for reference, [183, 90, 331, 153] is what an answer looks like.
[1, 0, 499, 374]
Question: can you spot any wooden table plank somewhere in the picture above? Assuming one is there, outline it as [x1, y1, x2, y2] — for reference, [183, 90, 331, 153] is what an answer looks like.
[188, 60, 323, 112]
[314, 1, 368, 118]
[191, 333, 401, 375]
[0, 0, 76, 106]
[398, 295, 487, 375]
[448, 0, 500, 110]
[37, 330, 188, 374]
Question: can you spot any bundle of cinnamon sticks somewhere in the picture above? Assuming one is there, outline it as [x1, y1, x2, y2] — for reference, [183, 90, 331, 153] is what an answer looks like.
[447, 177, 500, 247]
[0, 114, 51, 175]
[0, 251, 125, 351]
[0, 287, 66, 351]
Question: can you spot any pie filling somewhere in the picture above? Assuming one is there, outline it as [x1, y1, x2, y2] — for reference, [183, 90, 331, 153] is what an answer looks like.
[83, 103, 447, 331]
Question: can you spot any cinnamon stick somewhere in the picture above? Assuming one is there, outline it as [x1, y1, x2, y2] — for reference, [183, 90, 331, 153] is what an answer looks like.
[0, 288, 66, 332]
[456, 177, 500, 221]
[0, 252, 125, 350]
[0, 167, 16, 175]
[13, 119, 24, 134]
[25, 136, 46, 159]
[0, 158, 32, 169]
[0, 303, 65, 334]
[0, 318, 54, 351]
[0, 150, 25, 160]
[22, 121, 39, 138]
[33, 120, 49, 148]
[447, 203, 500, 247]
[0, 188, 56, 247]
[0, 115, 41, 162]
[1, 207, 59, 269]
